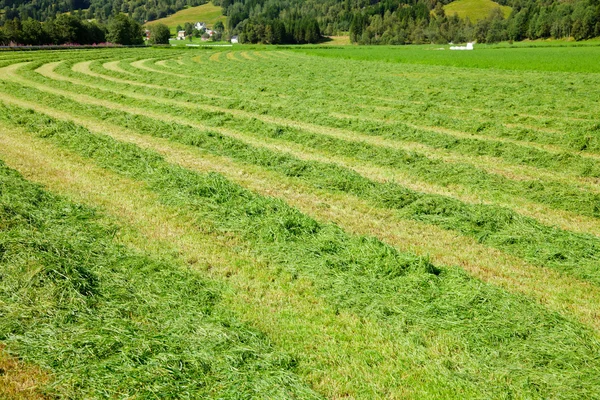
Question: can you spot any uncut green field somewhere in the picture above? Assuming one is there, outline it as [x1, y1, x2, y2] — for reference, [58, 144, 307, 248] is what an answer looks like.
[1, 45, 600, 399]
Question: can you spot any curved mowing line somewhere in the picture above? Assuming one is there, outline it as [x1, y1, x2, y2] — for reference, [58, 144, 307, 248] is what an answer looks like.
[130, 58, 187, 78]
[240, 51, 255, 61]
[103, 60, 136, 75]
[8, 101, 598, 393]
[197, 52, 600, 136]
[226, 51, 240, 61]
[23, 60, 600, 233]
[75, 60, 251, 103]
[209, 52, 221, 62]
[327, 111, 600, 175]
[50, 60, 600, 220]
[6, 66, 600, 290]
[5, 125, 600, 399]
[117, 53, 600, 161]
[4, 91, 600, 336]
[92, 56, 598, 172]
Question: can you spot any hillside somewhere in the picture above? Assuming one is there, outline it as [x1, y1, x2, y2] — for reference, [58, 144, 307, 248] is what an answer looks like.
[444, 0, 512, 22]
[145, 2, 225, 33]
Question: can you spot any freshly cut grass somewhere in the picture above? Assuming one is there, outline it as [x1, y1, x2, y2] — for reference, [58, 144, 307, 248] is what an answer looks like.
[3, 105, 600, 398]
[4, 93, 600, 340]
[444, 0, 511, 22]
[0, 157, 320, 398]
[3, 81, 600, 289]
[3, 46, 600, 398]
[16, 60, 600, 230]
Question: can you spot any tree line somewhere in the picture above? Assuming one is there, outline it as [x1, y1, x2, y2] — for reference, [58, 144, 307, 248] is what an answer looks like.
[2, 0, 599, 46]
[0, 0, 206, 25]
[0, 14, 147, 46]
[216, 0, 600, 44]
[349, 0, 600, 44]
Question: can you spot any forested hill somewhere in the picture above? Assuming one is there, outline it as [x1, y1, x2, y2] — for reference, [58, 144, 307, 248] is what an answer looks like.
[217, 0, 600, 44]
[1, 0, 599, 45]
[0, 0, 207, 24]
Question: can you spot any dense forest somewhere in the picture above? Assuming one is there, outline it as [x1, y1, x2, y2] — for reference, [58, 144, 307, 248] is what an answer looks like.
[0, 0, 206, 24]
[0, 0, 599, 45]
[217, 0, 600, 43]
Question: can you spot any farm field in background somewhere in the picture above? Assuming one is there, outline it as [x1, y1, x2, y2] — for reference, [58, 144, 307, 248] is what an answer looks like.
[443, 0, 511, 22]
[144, 2, 226, 33]
[1, 45, 600, 398]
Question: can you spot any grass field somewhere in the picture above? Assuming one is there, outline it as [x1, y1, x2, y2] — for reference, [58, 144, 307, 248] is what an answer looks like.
[145, 2, 225, 34]
[443, 0, 511, 22]
[1, 44, 600, 398]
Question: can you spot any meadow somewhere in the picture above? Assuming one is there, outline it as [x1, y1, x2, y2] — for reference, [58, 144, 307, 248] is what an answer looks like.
[1, 44, 600, 398]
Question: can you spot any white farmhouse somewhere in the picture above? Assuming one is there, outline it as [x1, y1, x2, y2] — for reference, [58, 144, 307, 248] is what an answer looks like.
[194, 22, 206, 31]
[450, 42, 474, 50]
[231, 35, 239, 44]
[177, 30, 186, 40]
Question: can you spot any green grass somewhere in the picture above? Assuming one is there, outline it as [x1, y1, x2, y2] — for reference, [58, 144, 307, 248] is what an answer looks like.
[2, 46, 600, 398]
[3, 78, 600, 289]
[145, 2, 225, 34]
[0, 155, 319, 398]
[4, 103, 600, 398]
[297, 44, 600, 73]
[443, 0, 511, 22]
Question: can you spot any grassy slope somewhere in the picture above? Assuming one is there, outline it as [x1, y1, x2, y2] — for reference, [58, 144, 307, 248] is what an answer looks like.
[444, 0, 511, 22]
[145, 2, 225, 34]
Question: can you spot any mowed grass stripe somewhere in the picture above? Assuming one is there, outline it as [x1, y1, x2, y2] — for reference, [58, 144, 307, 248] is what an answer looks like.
[0, 128, 431, 399]
[29, 60, 600, 227]
[19, 59, 598, 224]
[4, 106, 600, 399]
[126, 50, 600, 155]
[5, 91, 600, 335]
[1, 71, 598, 288]
[0, 132, 322, 398]
[92, 55, 600, 188]
[2, 78, 600, 293]
[81, 59, 600, 190]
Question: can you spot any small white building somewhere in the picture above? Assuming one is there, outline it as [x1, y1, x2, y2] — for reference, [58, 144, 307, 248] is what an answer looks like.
[177, 30, 186, 40]
[231, 35, 239, 44]
[194, 22, 206, 31]
[450, 42, 474, 50]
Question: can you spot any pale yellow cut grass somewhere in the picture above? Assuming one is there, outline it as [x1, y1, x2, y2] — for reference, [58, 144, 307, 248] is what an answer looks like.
[103, 60, 136, 75]
[2, 97, 599, 337]
[239, 51, 256, 61]
[130, 58, 187, 78]
[0, 346, 49, 400]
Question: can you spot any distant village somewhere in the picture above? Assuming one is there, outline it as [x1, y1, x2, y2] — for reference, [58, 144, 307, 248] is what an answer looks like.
[146, 21, 237, 44]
